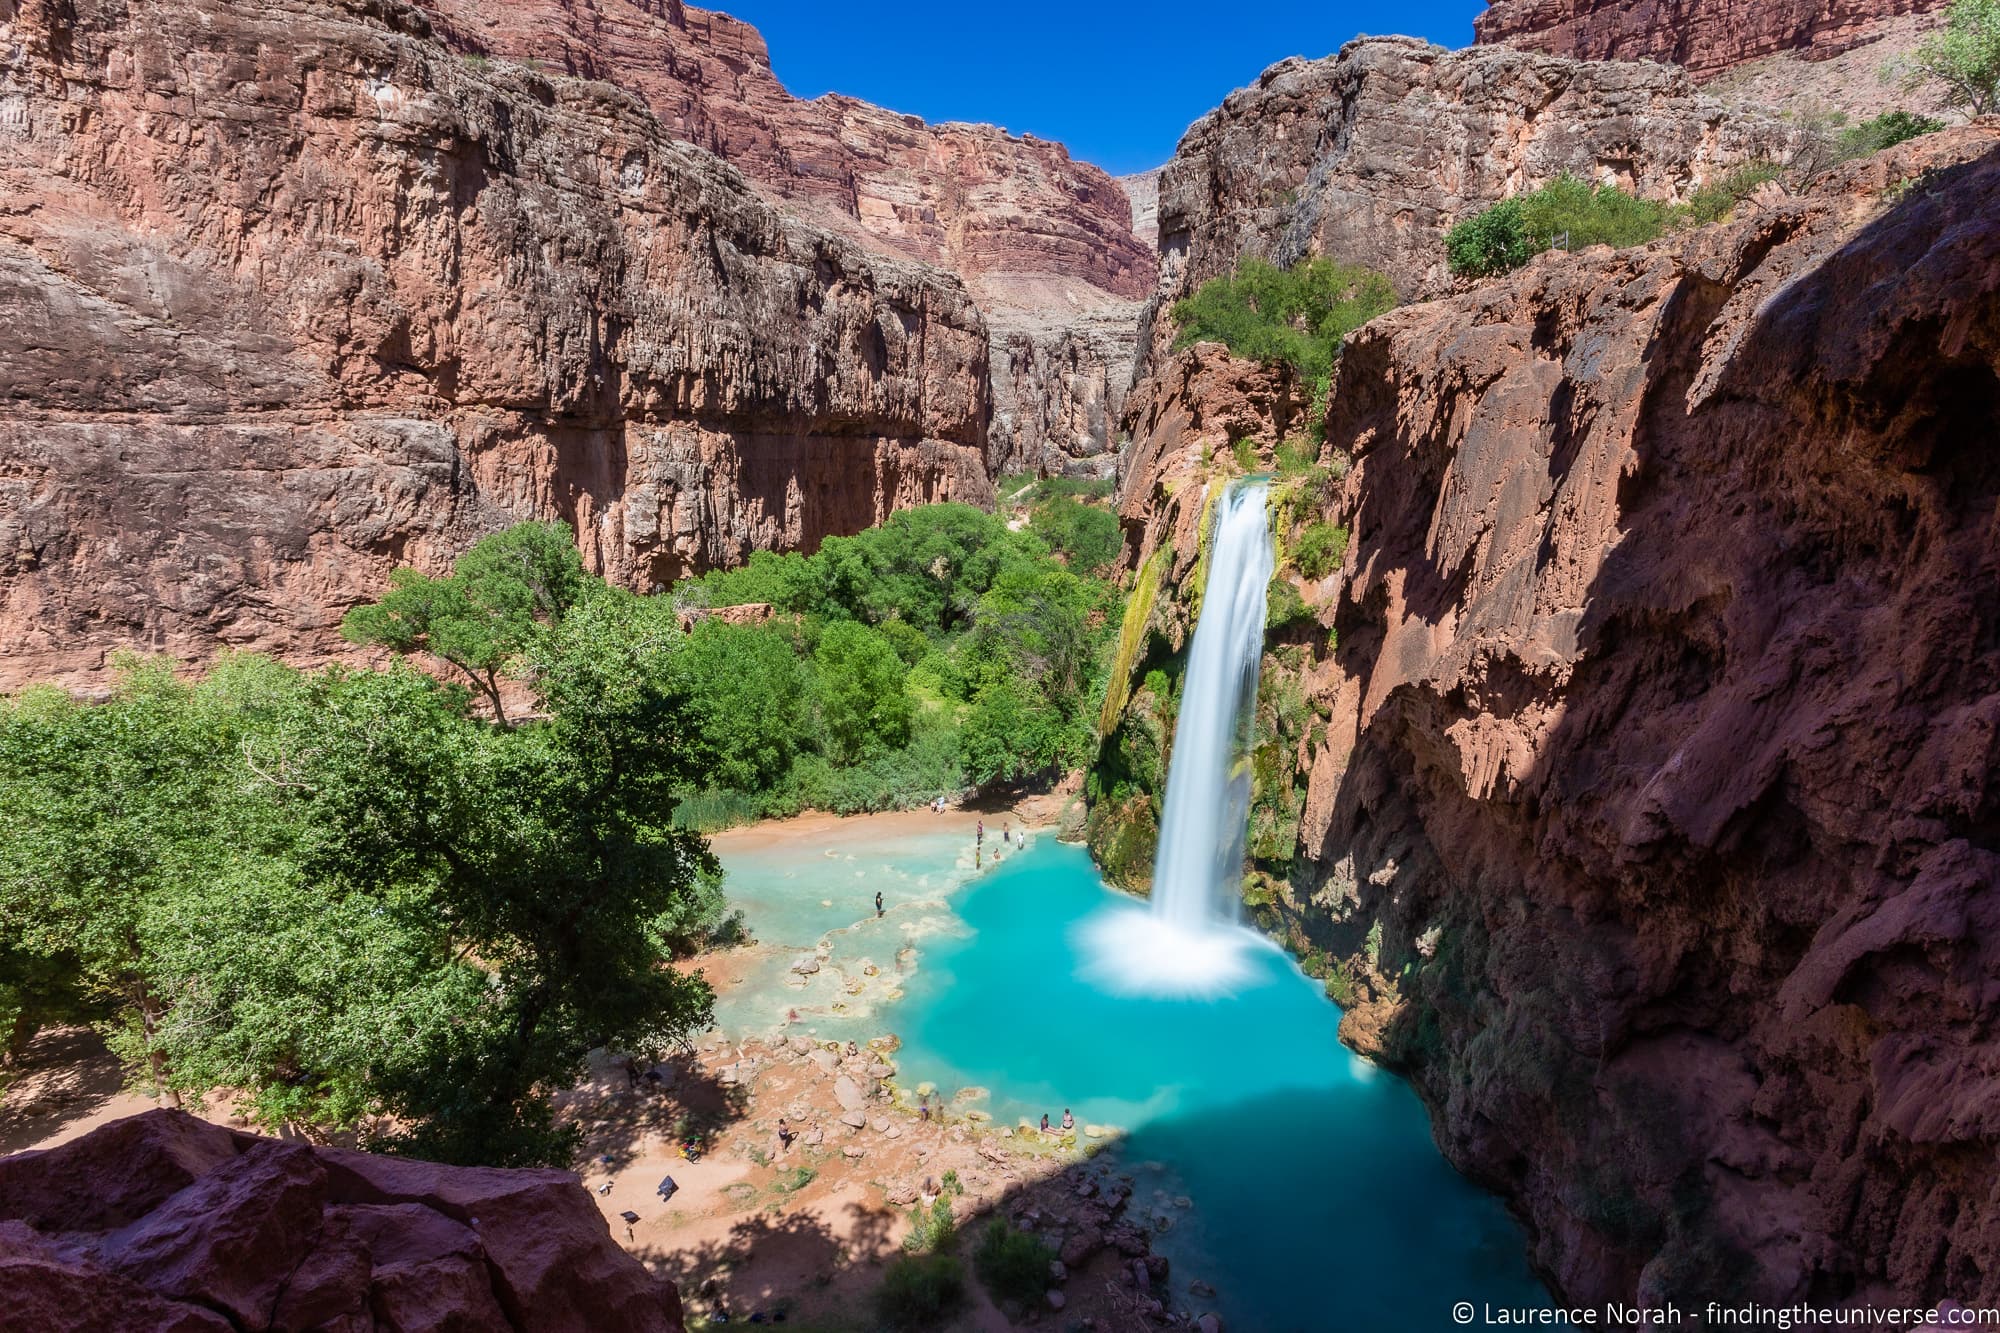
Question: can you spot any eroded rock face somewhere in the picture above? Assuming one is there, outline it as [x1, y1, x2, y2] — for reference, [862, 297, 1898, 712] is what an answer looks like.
[1281, 129, 2000, 1305]
[1475, 0, 1950, 80]
[0, 0, 991, 691]
[0, 1109, 685, 1332]
[1138, 36, 1795, 373]
[415, 0, 1155, 474]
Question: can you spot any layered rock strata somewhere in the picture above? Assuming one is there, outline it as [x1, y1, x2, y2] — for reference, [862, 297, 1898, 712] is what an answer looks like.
[414, 0, 1156, 474]
[1138, 37, 1796, 374]
[0, 0, 991, 691]
[0, 1109, 684, 1332]
[1112, 125, 2000, 1307]
[1475, 0, 1950, 80]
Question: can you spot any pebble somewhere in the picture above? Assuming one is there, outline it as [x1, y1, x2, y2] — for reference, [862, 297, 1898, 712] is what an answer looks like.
[842, 1145, 866, 1159]
[1047, 1290, 1066, 1311]
[839, 1110, 867, 1130]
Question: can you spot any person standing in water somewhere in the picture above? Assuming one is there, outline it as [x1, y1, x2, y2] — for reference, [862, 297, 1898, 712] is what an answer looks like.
[875, 890, 884, 918]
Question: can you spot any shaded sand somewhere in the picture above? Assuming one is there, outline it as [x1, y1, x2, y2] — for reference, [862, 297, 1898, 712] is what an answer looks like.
[560, 1032, 1184, 1330]
[0, 1026, 185, 1155]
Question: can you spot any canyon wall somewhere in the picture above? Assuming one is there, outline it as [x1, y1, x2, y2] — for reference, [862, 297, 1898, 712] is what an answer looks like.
[1137, 37, 1794, 377]
[1104, 124, 2000, 1308]
[0, 0, 992, 691]
[1475, 0, 1950, 79]
[0, 1109, 683, 1331]
[415, 0, 1156, 475]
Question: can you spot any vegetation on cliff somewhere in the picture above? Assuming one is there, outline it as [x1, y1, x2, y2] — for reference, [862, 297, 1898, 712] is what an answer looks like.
[1447, 108, 1946, 279]
[1170, 257, 1396, 413]
[0, 601, 723, 1165]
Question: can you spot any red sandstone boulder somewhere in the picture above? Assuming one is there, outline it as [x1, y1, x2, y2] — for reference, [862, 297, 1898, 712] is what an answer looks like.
[0, 1110, 685, 1332]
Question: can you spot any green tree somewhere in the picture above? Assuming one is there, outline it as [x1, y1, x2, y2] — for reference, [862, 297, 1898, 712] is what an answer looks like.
[811, 620, 912, 763]
[0, 658, 255, 1104]
[1909, 0, 2000, 116]
[341, 520, 586, 724]
[675, 619, 807, 792]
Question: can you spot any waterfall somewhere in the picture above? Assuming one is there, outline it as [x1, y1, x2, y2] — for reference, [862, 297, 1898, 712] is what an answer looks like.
[1077, 479, 1274, 997]
[1150, 480, 1274, 930]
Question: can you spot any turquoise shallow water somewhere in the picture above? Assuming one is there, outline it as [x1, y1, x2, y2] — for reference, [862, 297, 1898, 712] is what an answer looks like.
[712, 827, 1555, 1330]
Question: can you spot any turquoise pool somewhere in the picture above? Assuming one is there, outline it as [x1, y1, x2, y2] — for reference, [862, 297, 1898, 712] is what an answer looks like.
[711, 825, 1555, 1330]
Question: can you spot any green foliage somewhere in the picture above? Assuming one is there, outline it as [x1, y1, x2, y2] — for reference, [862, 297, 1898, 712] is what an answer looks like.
[811, 621, 912, 764]
[1681, 162, 1784, 226]
[1028, 493, 1121, 575]
[1170, 256, 1396, 384]
[1445, 197, 1534, 278]
[0, 625, 719, 1166]
[1909, 0, 2000, 116]
[1265, 577, 1311, 631]
[902, 1195, 958, 1254]
[973, 1218, 1057, 1309]
[675, 621, 806, 792]
[340, 521, 584, 724]
[875, 1254, 966, 1331]
[1840, 109, 1947, 156]
[1448, 176, 1675, 277]
[1290, 522, 1349, 581]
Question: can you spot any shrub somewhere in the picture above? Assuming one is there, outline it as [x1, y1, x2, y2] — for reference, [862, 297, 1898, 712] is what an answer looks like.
[1520, 175, 1671, 251]
[1448, 176, 1672, 277]
[1445, 196, 1532, 278]
[1029, 494, 1121, 575]
[875, 1253, 966, 1330]
[1171, 256, 1396, 384]
[1290, 522, 1349, 580]
[901, 1196, 957, 1254]
[1839, 109, 1947, 156]
[973, 1219, 1057, 1309]
[1265, 577, 1311, 631]
[1680, 162, 1783, 227]
[1908, 0, 2000, 116]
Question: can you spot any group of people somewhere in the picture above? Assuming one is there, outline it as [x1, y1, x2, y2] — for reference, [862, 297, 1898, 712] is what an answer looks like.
[1038, 1108, 1076, 1136]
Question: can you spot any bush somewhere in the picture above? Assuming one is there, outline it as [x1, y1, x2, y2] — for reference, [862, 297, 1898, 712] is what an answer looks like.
[1839, 109, 1947, 157]
[974, 1218, 1057, 1309]
[1680, 162, 1783, 226]
[1029, 494, 1121, 574]
[1445, 196, 1533, 278]
[876, 1253, 966, 1331]
[1448, 176, 1672, 277]
[1171, 256, 1395, 383]
[1290, 522, 1349, 580]
[902, 1196, 958, 1254]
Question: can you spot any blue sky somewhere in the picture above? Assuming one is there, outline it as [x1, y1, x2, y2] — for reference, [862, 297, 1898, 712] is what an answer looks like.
[725, 1, 1490, 176]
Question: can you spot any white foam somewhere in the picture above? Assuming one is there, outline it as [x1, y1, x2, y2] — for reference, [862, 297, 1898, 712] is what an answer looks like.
[1072, 907, 1268, 999]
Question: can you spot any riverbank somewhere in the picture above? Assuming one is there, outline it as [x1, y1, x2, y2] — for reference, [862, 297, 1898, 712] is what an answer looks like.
[559, 1032, 1198, 1330]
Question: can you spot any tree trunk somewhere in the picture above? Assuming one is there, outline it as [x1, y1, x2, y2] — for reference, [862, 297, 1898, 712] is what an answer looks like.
[136, 986, 182, 1110]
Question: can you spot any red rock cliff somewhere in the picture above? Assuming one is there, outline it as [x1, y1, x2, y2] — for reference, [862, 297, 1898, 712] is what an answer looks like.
[1136, 37, 1793, 377]
[0, 1109, 684, 1331]
[0, 0, 992, 692]
[1104, 123, 2000, 1307]
[1475, 0, 1951, 79]
[1293, 129, 2000, 1305]
[414, 0, 1157, 475]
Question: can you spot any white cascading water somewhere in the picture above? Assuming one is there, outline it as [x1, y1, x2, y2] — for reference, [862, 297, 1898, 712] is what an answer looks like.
[1077, 480, 1275, 997]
